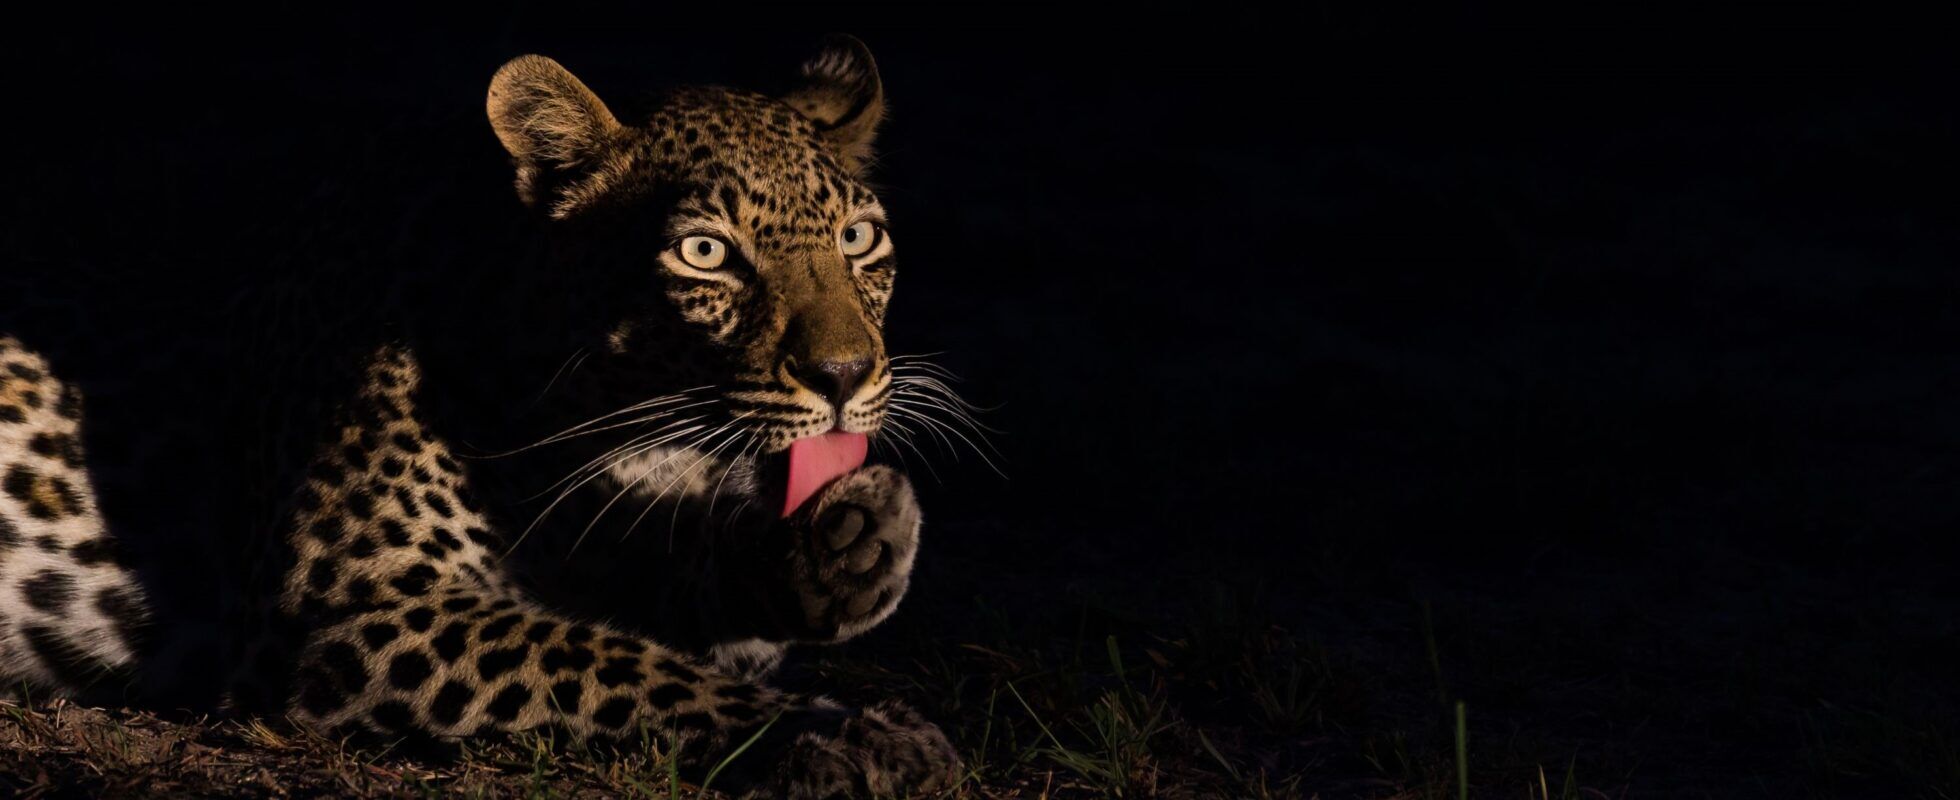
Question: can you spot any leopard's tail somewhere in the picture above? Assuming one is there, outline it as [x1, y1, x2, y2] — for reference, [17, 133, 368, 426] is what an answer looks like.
[0, 334, 152, 702]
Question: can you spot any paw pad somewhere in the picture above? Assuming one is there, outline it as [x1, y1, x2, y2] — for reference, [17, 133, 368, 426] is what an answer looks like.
[822, 505, 868, 551]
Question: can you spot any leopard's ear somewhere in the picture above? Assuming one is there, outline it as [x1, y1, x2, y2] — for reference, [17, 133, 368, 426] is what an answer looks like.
[781, 35, 885, 172]
[486, 55, 623, 211]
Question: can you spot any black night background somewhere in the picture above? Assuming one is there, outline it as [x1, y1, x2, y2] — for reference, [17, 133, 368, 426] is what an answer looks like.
[1, 5, 1954, 798]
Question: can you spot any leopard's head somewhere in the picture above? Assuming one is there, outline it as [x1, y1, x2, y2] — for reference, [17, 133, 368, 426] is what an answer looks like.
[485, 36, 897, 474]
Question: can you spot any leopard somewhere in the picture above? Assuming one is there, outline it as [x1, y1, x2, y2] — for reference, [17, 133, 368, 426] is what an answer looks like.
[0, 35, 963, 797]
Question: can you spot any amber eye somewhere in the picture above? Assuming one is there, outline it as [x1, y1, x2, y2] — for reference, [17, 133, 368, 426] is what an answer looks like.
[677, 236, 728, 269]
[840, 221, 880, 257]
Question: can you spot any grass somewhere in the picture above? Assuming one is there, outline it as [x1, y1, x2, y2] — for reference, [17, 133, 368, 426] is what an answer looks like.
[1799, 700, 1960, 800]
[0, 618, 1496, 798]
[3, 573, 1952, 798]
[1002, 637, 1172, 795]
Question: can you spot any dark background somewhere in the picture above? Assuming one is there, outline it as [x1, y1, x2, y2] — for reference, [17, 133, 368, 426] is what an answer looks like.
[6, 5, 1956, 797]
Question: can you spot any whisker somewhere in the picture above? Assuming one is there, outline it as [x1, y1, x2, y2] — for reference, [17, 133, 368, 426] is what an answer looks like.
[530, 348, 589, 407]
[888, 399, 958, 459]
[891, 391, 1007, 452]
[716, 496, 756, 542]
[645, 417, 754, 513]
[505, 395, 721, 456]
[876, 415, 940, 483]
[505, 420, 712, 556]
[634, 421, 755, 549]
[897, 392, 1003, 452]
[893, 377, 1006, 441]
[477, 385, 718, 458]
[887, 397, 1007, 478]
[894, 374, 1007, 420]
[889, 361, 965, 384]
[567, 417, 741, 555]
[887, 351, 949, 363]
[520, 414, 709, 502]
[878, 353, 1007, 479]
[701, 432, 763, 536]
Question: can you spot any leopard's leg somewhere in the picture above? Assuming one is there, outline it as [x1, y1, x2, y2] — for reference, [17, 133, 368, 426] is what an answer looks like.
[781, 464, 921, 643]
[709, 463, 923, 678]
[291, 586, 959, 797]
[0, 335, 151, 701]
[268, 346, 957, 797]
[649, 459, 924, 688]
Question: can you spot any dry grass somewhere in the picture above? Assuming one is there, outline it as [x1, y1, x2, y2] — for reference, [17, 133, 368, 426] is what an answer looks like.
[7, 568, 1956, 800]
[0, 616, 1623, 799]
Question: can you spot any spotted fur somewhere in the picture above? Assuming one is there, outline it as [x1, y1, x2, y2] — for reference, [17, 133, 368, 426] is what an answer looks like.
[0, 337, 149, 697]
[0, 36, 958, 797]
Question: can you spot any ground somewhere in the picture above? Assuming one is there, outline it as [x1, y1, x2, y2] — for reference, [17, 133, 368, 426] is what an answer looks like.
[4, 540, 1955, 799]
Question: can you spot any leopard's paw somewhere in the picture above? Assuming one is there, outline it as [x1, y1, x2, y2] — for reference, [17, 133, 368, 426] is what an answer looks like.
[785, 464, 919, 641]
[772, 700, 961, 799]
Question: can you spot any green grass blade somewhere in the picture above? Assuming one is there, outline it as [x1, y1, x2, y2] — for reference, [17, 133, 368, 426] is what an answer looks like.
[698, 709, 783, 795]
[1106, 635, 1126, 680]
[1197, 728, 1243, 784]
[667, 741, 680, 800]
[1455, 700, 1468, 800]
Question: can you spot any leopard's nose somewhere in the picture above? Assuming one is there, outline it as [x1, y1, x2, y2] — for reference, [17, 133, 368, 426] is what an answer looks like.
[791, 358, 873, 413]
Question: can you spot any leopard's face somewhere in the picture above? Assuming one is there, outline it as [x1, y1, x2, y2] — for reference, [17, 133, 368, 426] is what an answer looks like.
[637, 87, 896, 452]
[488, 38, 897, 468]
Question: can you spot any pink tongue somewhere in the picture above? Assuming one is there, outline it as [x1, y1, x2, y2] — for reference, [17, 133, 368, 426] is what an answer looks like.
[782, 432, 868, 517]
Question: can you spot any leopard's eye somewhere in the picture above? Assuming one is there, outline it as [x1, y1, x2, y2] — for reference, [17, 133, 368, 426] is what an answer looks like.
[840, 221, 880, 257]
[677, 236, 727, 269]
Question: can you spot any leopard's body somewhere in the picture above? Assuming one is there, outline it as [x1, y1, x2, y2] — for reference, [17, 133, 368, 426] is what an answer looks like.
[0, 38, 958, 797]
